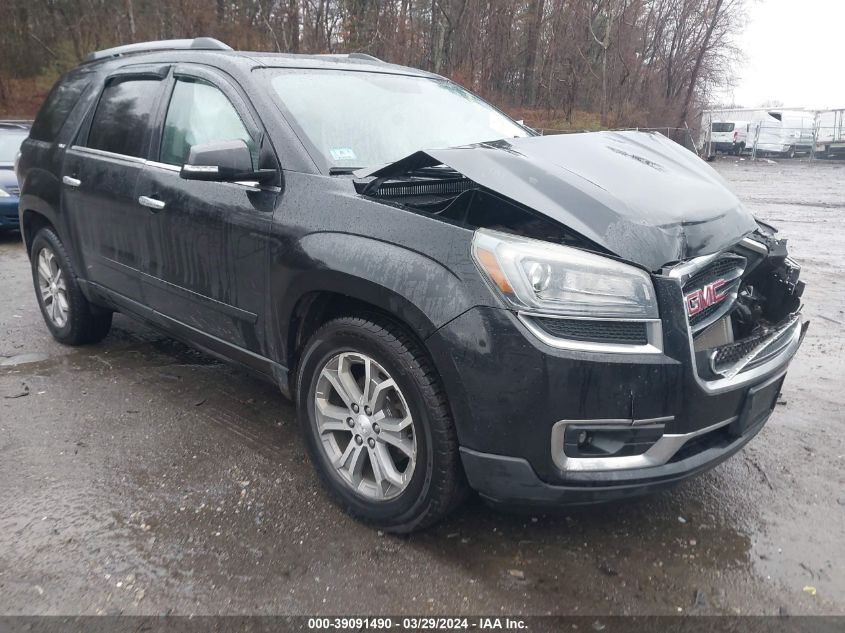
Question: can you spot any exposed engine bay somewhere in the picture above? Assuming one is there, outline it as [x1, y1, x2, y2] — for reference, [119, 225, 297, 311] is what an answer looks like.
[355, 164, 586, 248]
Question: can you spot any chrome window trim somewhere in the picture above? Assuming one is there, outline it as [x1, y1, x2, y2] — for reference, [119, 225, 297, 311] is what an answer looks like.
[518, 312, 664, 355]
[68, 145, 146, 164]
[122, 158, 283, 193]
[551, 414, 739, 473]
[145, 160, 180, 172]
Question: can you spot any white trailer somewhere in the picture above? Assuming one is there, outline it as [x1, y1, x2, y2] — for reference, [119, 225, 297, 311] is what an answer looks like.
[814, 109, 845, 158]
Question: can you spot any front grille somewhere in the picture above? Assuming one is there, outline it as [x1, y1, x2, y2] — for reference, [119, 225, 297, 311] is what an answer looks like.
[713, 333, 765, 367]
[532, 317, 649, 345]
[711, 315, 800, 375]
[683, 253, 746, 331]
[5, 185, 20, 196]
[685, 256, 742, 291]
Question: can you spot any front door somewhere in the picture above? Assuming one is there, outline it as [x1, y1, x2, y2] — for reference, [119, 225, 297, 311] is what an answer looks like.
[136, 67, 278, 355]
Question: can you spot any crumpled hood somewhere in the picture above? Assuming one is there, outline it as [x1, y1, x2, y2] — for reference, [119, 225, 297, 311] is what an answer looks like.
[358, 131, 757, 271]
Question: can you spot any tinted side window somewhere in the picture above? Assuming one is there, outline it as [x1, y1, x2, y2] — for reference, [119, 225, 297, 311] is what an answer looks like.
[86, 78, 161, 158]
[30, 72, 93, 142]
[160, 79, 254, 166]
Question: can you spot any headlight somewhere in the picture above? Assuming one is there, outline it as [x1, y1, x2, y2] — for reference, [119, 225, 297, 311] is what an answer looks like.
[472, 228, 659, 319]
[0, 187, 9, 198]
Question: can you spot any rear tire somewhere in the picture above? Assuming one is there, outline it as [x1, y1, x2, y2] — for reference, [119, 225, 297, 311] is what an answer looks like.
[30, 227, 113, 345]
[295, 315, 466, 533]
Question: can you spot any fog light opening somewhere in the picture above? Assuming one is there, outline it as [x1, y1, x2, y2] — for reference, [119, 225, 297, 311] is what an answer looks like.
[563, 423, 666, 459]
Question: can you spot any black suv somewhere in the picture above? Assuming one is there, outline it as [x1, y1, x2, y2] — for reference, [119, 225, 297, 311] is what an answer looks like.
[16, 38, 807, 532]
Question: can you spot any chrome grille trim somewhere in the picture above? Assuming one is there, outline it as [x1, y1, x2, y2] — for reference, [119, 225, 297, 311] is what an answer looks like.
[518, 313, 664, 354]
[550, 415, 735, 472]
[665, 243, 805, 395]
[682, 253, 746, 333]
[709, 314, 802, 380]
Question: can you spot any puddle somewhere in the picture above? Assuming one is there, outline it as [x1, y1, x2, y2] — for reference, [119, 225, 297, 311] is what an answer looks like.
[0, 352, 50, 367]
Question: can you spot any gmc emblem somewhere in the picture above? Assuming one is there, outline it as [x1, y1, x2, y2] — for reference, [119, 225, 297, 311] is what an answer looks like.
[685, 279, 727, 317]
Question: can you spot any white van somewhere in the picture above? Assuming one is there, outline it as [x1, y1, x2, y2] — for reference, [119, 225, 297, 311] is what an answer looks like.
[749, 111, 815, 158]
[709, 120, 750, 155]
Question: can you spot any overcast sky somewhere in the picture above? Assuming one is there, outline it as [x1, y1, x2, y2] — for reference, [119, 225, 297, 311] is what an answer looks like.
[719, 0, 844, 109]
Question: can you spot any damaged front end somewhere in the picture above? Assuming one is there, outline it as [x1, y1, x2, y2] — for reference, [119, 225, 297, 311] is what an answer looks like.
[671, 230, 807, 390]
[354, 133, 807, 382]
[353, 135, 806, 376]
[354, 160, 590, 251]
[352, 132, 810, 504]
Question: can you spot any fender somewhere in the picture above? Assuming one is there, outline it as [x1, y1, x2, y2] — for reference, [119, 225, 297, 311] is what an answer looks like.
[19, 168, 63, 251]
[268, 231, 481, 366]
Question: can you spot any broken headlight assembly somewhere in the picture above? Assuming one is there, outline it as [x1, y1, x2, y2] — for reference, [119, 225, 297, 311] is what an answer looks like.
[472, 229, 662, 352]
[472, 228, 659, 319]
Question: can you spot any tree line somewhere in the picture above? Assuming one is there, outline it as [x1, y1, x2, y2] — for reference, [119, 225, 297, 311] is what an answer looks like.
[0, 0, 745, 128]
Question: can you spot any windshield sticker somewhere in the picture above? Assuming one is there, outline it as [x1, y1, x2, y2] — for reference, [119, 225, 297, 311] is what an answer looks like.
[330, 148, 357, 161]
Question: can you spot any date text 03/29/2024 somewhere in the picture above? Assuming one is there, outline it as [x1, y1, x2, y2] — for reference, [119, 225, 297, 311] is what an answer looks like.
[306, 617, 527, 630]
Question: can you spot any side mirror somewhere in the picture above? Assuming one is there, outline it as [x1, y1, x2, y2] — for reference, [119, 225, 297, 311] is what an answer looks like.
[180, 139, 275, 184]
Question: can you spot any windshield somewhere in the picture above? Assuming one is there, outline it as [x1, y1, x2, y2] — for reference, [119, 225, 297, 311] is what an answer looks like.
[711, 122, 735, 133]
[0, 131, 27, 162]
[265, 69, 528, 170]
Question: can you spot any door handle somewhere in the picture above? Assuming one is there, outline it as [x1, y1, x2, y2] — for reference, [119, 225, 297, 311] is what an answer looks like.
[62, 176, 81, 188]
[138, 195, 166, 211]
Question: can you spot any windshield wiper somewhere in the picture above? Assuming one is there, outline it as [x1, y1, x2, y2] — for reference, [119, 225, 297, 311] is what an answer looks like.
[329, 166, 362, 175]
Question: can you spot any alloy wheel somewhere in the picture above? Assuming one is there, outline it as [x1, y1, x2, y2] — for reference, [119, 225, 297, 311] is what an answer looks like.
[313, 352, 417, 501]
[36, 247, 69, 328]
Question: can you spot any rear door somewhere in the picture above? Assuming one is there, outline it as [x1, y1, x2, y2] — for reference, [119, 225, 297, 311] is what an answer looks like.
[62, 66, 168, 301]
[135, 64, 278, 355]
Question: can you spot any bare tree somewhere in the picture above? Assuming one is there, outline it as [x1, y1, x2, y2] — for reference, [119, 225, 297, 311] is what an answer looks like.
[0, 0, 747, 131]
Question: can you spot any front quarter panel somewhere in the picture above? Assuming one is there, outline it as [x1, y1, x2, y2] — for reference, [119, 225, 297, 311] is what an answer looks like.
[266, 172, 495, 365]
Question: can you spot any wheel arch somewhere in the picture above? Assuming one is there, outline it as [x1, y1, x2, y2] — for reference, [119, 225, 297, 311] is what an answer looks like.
[274, 232, 479, 382]
[284, 282, 438, 379]
[21, 208, 57, 255]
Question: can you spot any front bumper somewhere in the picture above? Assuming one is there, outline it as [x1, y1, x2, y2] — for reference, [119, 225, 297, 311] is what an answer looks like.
[460, 415, 763, 506]
[0, 197, 20, 228]
[712, 141, 741, 152]
[427, 290, 805, 506]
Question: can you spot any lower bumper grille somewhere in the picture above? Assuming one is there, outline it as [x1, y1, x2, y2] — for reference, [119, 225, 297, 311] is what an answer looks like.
[710, 314, 802, 379]
[532, 317, 648, 345]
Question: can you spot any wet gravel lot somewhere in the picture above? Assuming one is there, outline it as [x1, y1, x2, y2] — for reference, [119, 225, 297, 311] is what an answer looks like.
[1, 158, 843, 616]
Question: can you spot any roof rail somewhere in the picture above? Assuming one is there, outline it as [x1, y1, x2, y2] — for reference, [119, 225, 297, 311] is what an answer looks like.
[347, 53, 383, 63]
[84, 37, 231, 63]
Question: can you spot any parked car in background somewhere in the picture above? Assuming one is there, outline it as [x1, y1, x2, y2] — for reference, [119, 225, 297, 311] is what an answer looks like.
[709, 120, 749, 155]
[0, 122, 29, 231]
[16, 39, 807, 532]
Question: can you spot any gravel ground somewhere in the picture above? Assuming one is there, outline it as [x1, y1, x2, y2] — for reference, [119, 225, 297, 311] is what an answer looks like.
[0, 158, 843, 616]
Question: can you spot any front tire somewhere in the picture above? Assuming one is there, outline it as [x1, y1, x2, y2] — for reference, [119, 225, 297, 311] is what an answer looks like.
[30, 227, 112, 345]
[295, 316, 465, 532]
